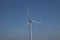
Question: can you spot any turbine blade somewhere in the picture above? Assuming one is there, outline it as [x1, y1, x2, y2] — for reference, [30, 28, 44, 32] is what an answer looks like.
[27, 9, 30, 17]
[8, 22, 29, 31]
[8, 22, 29, 36]
[15, 22, 29, 35]
[31, 19, 42, 24]
[21, 22, 29, 30]
[15, 22, 29, 36]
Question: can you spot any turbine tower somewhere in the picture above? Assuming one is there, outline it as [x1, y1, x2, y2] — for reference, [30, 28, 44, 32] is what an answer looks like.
[27, 9, 32, 40]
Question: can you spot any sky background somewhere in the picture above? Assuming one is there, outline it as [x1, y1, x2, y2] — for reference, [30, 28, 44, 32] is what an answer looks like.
[0, 0, 60, 40]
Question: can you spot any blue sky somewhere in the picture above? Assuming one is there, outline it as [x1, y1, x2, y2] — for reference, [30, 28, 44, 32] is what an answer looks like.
[0, 0, 60, 40]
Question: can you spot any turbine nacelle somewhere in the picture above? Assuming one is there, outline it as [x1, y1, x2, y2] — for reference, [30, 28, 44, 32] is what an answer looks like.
[28, 17, 32, 23]
[29, 19, 32, 23]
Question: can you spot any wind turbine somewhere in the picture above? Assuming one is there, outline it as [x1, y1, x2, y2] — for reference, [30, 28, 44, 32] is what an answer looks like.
[8, 9, 42, 40]
[20, 9, 42, 40]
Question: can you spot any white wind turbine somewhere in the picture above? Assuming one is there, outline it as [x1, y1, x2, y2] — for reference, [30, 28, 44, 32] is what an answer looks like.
[19, 9, 42, 40]
[9, 9, 42, 40]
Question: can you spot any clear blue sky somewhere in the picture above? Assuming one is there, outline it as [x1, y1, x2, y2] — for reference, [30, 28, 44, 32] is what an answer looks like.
[0, 0, 60, 40]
